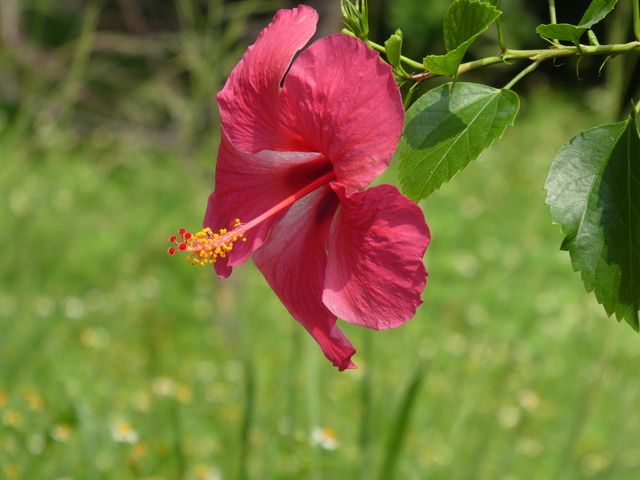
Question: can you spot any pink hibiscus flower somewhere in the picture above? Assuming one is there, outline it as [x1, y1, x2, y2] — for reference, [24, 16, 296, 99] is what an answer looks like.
[169, 5, 430, 371]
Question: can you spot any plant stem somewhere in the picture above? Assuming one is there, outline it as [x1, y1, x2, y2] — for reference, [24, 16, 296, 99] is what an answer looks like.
[549, 0, 557, 24]
[494, 0, 506, 52]
[634, 0, 640, 41]
[409, 41, 640, 83]
[349, 23, 640, 88]
[504, 60, 541, 89]
[348, 28, 640, 82]
[342, 29, 425, 70]
[366, 39, 424, 70]
[403, 82, 420, 109]
[60, 0, 102, 121]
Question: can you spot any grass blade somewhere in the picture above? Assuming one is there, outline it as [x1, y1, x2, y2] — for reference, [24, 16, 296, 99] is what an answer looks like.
[237, 359, 256, 480]
[378, 363, 428, 480]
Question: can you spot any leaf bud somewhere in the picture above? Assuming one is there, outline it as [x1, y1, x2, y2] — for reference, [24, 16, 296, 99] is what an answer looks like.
[341, 0, 369, 40]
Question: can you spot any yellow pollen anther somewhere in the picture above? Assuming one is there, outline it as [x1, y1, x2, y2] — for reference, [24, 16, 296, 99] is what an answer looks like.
[167, 221, 246, 266]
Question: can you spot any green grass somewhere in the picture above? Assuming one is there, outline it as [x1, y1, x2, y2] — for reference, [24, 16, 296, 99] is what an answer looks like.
[2, 90, 640, 480]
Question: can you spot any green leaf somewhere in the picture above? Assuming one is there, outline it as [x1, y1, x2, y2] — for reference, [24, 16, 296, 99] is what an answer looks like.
[398, 82, 519, 201]
[423, 49, 467, 77]
[579, 0, 619, 28]
[442, 0, 500, 51]
[536, 0, 618, 43]
[544, 113, 640, 330]
[423, 0, 500, 76]
[536, 23, 586, 43]
[384, 29, 408, 81]
[384, 29, 404, 69]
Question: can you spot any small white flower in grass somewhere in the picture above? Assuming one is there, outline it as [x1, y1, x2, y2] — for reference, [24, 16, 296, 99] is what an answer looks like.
[151, 377, 191, 402]
[582, 452, 612, 476]
[2, 409, 21, 427]
[110, 421, 139, 444]
[4, 464, 18, 479]
[194, 465, 223, 480]
[518, 389, 540, 412]
[22, 388, 44, 410]
[497, 405, 520, 429]
[80, 327, 110, 350]
[310, 426, 339, 451]
[51, 424, 72, 443]
[516, 436, 543, 457]
[63, 296, 85, 320]
[152, 377, 177, 397]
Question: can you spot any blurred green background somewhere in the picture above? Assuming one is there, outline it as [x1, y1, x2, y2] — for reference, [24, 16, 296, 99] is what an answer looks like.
[1, 1, 640, 479]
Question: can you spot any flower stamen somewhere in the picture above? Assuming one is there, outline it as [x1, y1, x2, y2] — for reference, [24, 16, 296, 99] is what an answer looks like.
[168, 170, 337, 267]
[167, 219, 247, 266]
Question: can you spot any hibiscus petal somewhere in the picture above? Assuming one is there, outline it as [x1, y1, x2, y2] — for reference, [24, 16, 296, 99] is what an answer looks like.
[217, 6, 318, 153]
[204, 133, 331, 278]
[253, 187, 357, 371]
[323, 183, 430, 330]
[280, 34, 404, 190]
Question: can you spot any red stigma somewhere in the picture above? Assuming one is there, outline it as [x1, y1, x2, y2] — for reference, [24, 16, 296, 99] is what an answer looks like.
[167, 229, 194, 257]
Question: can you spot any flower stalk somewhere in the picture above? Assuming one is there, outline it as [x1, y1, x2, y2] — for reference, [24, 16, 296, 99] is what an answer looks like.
[407, 41, 640, 84]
